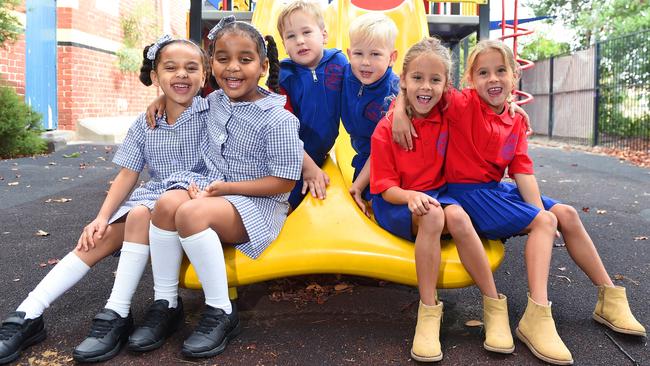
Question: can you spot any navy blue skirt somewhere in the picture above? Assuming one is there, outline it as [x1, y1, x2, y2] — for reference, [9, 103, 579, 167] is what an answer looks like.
[372, 188, 458, 242]
[446, 182, 559, 240]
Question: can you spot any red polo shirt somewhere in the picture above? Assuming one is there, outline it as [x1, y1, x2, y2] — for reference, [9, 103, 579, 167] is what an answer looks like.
[370, 106, 448, 194]
[443, 88, 533, 183]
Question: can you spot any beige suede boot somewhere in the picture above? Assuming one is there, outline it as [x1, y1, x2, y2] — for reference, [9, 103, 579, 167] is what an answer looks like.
[515, 295, 573, 365]
[483, 294, 514, 353]
[410, 301, 443, 362]
[593, 285, 646, 337]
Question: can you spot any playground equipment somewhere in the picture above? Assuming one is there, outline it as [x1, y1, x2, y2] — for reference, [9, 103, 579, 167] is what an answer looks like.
[498, 0, 534, 105]
[180, 0, 506, 291]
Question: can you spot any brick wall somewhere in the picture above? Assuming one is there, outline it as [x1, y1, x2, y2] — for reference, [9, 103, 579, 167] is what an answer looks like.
[0, 3, 26, 95]
[1, 1, 188, 131]
[56, 0, 188, 131]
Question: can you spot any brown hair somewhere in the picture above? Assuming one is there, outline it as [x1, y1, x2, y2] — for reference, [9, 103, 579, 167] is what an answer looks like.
[400, 37, 452, 118]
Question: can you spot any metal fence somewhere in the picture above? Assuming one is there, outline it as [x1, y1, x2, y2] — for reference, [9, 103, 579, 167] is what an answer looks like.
[521, 30, 650, 151]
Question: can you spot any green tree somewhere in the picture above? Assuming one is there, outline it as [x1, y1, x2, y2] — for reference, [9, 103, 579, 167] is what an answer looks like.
[519, 33, 570, 61]
[0, 0, 22, 48]
[525, 0, 650, 46]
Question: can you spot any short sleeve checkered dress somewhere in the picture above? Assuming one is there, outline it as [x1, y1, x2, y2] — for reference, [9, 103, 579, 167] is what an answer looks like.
[108, 96, 211, 223]
[204, 88, 303, 259]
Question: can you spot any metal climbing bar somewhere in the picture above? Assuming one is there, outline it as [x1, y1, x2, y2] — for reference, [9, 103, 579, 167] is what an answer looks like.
[499, 0, 534, 104]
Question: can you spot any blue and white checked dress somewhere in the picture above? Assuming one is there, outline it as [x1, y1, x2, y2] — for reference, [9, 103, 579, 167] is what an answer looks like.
[203, 88, 303, 259]
[109, 96, 216, 223]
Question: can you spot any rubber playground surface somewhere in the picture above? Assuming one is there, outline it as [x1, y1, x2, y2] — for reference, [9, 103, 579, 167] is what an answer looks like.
[0, 141, 648, 365]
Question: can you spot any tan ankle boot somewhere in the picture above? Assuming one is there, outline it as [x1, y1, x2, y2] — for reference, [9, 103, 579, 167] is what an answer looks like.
[411, 301, 443, 362]
[515, 295, 573, 365]
[593, 285, 646, 337]
[483, 294, 514, 353]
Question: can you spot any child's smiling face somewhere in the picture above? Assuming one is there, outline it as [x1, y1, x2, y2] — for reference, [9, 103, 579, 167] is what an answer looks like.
[212, 32, 268, 102]
[469, 49, 516, 114]
[280, 10, 327, 69]
[151, 43, 205, 108]
[400, 53, 447, 119]
[347, 39, 396, 85]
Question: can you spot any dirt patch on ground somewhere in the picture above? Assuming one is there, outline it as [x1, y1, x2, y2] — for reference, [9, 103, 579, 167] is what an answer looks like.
[529, 137, 650, 168]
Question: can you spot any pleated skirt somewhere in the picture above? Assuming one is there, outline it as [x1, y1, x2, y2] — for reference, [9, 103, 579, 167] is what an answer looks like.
[446, 181, 558, 240]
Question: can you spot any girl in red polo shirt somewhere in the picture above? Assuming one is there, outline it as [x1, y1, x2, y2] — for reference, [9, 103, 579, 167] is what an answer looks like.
[370, 37, 511, 363]
[393, 40, 645, 365]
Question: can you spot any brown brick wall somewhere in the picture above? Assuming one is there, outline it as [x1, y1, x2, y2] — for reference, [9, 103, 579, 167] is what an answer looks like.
[2, 0, 188, 131]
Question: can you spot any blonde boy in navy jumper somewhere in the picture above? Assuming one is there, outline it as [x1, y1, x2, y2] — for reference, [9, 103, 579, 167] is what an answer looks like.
[342, 13, 400, 215]
[277, 0, 348, 208]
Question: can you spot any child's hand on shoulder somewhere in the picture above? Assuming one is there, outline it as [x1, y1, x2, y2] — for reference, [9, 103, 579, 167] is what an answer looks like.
[406, 191, 439, 216]
[509, 102, 533, 136]
[302, 164, 330, 200]
[391, 93, 418, 151]
[146, 95, 167, 128]
[76, 217, 109, 252]
[349, 182, 370, 217]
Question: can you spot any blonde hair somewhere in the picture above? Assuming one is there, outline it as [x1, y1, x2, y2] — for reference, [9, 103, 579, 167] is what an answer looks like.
[349, 13, 397, 50]
[400, 37, 453, 118]
[463, 40, 520, 88]
[277, 0, 326, 37]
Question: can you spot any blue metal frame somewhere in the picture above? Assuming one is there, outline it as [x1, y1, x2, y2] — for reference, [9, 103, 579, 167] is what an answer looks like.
[25, 0, 57, 130]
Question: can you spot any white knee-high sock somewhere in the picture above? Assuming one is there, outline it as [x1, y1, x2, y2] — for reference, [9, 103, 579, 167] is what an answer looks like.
[104, 242, 150, 317]
[17, 252, 90, 319]
[180, 228, 231, 313]
[149, 223, 183, 308]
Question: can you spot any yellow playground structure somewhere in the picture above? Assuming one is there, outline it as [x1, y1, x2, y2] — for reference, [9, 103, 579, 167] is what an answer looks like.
[180, 0, 505, 291]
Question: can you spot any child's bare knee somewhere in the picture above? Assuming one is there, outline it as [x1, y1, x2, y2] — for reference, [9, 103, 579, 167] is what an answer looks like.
[125, 205, 151, 226]
[532, 210, 557, 231]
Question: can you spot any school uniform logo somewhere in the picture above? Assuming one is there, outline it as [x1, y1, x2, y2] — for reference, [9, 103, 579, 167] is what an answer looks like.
[436, 131, 448, 156]
[324, 64, 344, 91]
[501, 132, 518, 161]
[364, 101, 383, 123]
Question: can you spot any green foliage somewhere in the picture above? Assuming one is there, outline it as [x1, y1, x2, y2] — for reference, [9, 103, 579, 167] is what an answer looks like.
[0, 0, 22, 48]
[117, 1, 159, 72]
[525, 0, 650, 46]
[520, 33, 570, 61]
[0, 85, 46, 158]
[116, 47, 142, 72]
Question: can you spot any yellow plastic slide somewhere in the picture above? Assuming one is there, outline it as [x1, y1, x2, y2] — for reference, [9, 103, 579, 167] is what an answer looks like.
[180, 0, 505, 290]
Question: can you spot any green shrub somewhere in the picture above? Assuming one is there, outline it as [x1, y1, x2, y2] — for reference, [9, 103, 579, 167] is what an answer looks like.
[0, 85, 46, 158]
[116, 47, 142, 72]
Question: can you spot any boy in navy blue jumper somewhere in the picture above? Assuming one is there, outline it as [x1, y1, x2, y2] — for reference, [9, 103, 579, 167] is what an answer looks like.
[277, 0, 348, 209]
[342, 13, 400, 215]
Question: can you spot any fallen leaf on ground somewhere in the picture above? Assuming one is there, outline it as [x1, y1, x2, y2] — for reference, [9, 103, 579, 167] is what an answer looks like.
[334, 283, 352, 291]
[61, 177, 70, 180]
[35, 230, 49, 236]
[582, 207, 590, 212]
[2, 232, 9, 234]
[45, 198, 72, 203]
[596, 209, 607, 214]
[558, 267, 567, 271]
[633, 236, 648, 241]
[62, 152, 81, 158]
[38, 263, 47, 268]
[465, 320, 483, 327]
[13, 278, 19, 282]
[48, 162, 56, 165]
[613, 274, 640, 285]
[554, 242, 566, 247]
[8, 182, 19, 186]
[47, 258, 59, 265]
[555, 275, 572, 283]
[246, 344, 257, 350]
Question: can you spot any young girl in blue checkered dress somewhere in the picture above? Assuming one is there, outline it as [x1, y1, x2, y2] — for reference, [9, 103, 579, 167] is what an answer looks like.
[0, 36, 220, 364]
[132, 17, 303, 359]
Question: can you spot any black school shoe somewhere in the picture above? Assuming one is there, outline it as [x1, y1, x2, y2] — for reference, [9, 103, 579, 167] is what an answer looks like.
[127, 297, 184, 352]
[72, 309, 133, 363]
[181, 302, 241, 358]
[0, 312, 46, 365]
